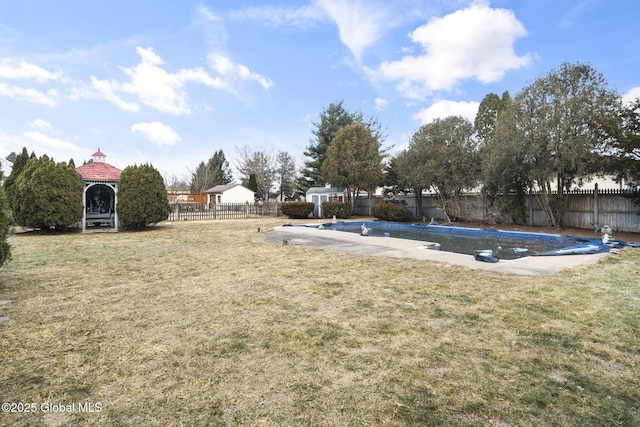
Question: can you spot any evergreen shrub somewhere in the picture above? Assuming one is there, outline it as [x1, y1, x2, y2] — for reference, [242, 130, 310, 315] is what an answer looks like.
[118, 164, 171, 229]
[12, 156, 83, 229]
[321, 201, 352, 219]
[371, 200, 412, 222]
[281, 202, 314, 218]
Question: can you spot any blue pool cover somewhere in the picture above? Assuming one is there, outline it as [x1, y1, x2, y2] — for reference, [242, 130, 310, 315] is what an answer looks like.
[286, 220, 638, 260]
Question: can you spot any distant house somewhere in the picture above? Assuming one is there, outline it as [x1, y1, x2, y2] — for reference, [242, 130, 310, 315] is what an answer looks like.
[0, 157, 12, 182]
[204, 184, 255, 204]
[167, 191, 208, 205]
[306, 186, 347, 217]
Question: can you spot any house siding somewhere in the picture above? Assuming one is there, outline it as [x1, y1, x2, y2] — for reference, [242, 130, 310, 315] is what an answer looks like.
[213, 185, 255, 204]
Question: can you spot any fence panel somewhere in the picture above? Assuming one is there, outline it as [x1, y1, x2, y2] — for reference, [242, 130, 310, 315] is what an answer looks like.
[355, 188, 639, 232]
[168, 202, 281, 221]
[524, 189, 639, 232]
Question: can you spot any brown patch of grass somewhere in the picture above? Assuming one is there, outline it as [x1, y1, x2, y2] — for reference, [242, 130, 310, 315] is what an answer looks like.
[1, 219, 639, 426]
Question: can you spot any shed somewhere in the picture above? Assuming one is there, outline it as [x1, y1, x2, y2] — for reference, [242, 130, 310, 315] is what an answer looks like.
[306, 186, 347, 217]
[205, 184, 255, 204]
[76, 149, 122, 232]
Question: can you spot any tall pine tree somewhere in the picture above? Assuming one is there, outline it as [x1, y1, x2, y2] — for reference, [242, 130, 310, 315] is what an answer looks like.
[297, 101, 385, 194]
[189, 150, 233, 192]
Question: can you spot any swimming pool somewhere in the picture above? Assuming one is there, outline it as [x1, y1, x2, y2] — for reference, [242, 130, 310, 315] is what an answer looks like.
[316, 221, 614, 260]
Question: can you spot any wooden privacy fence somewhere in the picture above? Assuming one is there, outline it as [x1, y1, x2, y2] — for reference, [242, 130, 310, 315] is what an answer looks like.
[169, 202, 281, 221]
[530, 188, 639, 232]
[354, 187, 640, 232]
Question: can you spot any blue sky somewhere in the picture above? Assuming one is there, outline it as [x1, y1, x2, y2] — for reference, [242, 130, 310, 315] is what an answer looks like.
[1, 0, 639, 182]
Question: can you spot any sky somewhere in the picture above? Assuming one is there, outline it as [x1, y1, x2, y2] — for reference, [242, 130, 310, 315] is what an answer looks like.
[1, 0, 639, 183]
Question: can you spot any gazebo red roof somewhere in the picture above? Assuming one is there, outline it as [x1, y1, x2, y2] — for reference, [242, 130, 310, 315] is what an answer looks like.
[76, 149, 122, 181]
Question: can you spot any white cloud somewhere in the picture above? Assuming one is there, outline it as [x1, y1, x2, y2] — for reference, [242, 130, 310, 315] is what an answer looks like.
[559, 0, 595, 29]
[413, 99, 480, 124]
[374, 97, 388, 111]
[131, 121, 182, 147]
[316, 0, 391, 61]
[0, 120, 82, 163]
[229, 0, 449, 61]
[373, 3, 533, 98]
[90, 76, 140, 112]
[23, 130, 79, 151]
[193, 5, 229, 54]
[195, 6, 272, 90]
[207, 53, 272, 90]
[0, 58, 62, 82]
[92, 46, 226, 115]
[622, 87, 640, 105]
[228, 4, 324, 28]
[28, 119, 53, 130]
[90, 46, 270, 114]
[0, 82, 57, 106]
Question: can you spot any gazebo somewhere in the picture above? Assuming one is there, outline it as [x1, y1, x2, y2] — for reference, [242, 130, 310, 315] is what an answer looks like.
[76, 149, 122, 232]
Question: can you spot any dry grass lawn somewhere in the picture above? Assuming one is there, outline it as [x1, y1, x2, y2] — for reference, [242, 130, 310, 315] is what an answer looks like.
[1, 219, 639, 426]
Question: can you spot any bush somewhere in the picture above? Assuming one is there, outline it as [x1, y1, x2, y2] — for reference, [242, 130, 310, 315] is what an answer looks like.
[118, 164, 171, 229]
[371, 200, 412, 222]
[321, 201, 352, 219]
[281, 201, 314, 219]
[12, 156, 83, 229]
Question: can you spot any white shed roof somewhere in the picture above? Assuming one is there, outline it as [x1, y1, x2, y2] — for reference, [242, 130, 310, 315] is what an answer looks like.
[204, 184, 254, 194]
[306, 186, 346, 195]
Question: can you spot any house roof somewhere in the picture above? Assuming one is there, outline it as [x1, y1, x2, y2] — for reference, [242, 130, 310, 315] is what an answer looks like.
[76, 162, 122, 181]
[204, 184, 254, 194]
[306, 186, 346, 195]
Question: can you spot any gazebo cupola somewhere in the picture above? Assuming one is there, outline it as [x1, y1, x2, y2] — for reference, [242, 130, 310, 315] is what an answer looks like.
[92, 148, 107, 162]
[76, 149, 122, 232]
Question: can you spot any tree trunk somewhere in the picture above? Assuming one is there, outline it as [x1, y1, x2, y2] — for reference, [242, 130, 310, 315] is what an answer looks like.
[351, 188, 360, 212]
[414, 189, 424, 220]
[437, 193, 452, 223]
[537, 181, 559, 230]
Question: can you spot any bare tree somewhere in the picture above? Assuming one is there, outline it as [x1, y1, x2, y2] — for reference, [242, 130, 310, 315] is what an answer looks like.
[164, 172, 190, 192]
[235, 145, 276, 201]
[188, 161, 216, 193]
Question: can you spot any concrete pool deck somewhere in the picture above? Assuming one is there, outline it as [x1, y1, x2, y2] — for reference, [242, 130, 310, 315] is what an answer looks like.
[266, 224, 610, 275]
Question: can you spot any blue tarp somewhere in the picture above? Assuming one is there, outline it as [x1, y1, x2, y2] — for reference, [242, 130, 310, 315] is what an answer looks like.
[303, 220, 636, 259]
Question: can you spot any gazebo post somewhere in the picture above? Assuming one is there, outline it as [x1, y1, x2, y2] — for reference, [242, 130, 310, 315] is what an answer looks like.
[113, 184, 118, 232]
[82, 184, 88, 232]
